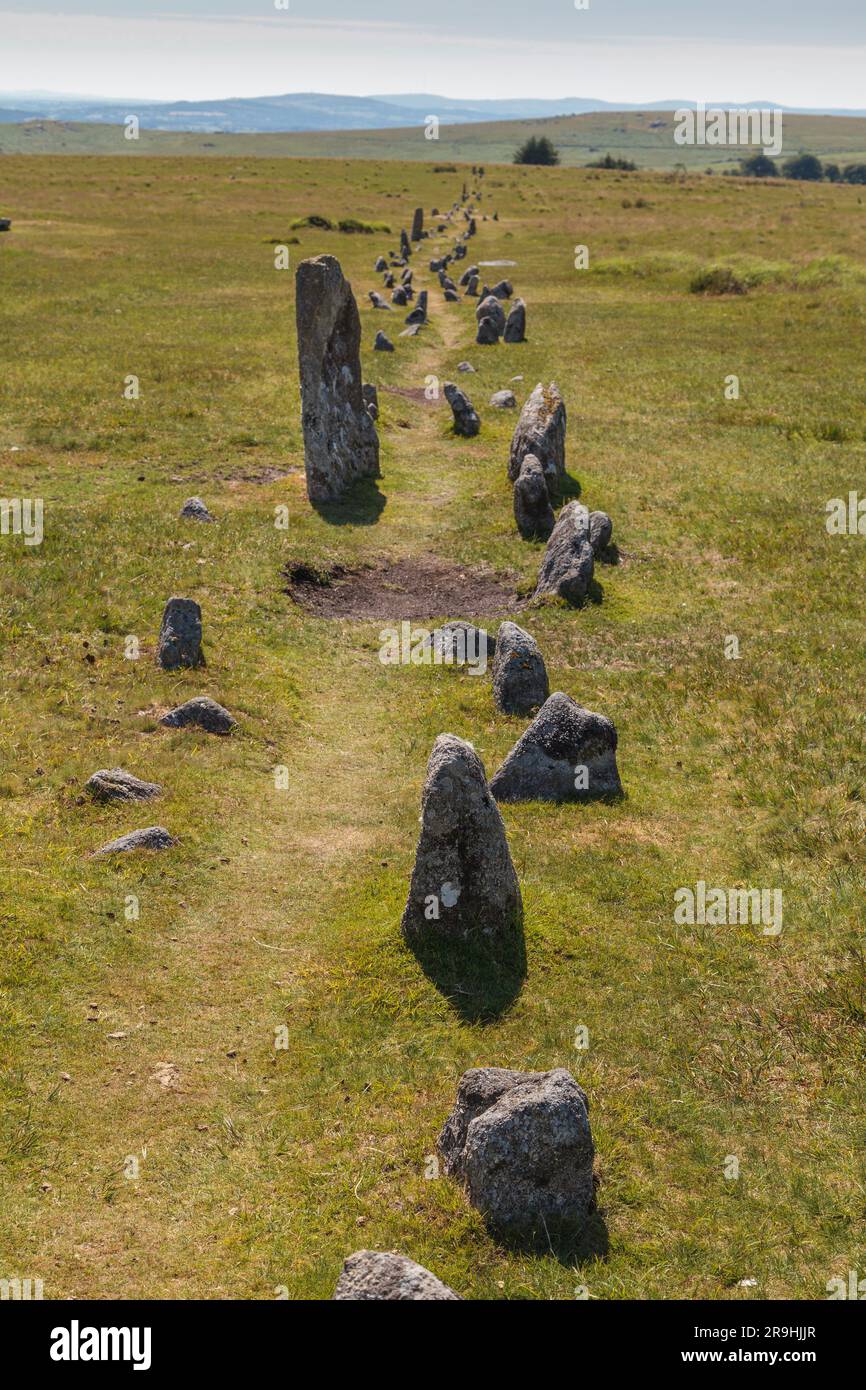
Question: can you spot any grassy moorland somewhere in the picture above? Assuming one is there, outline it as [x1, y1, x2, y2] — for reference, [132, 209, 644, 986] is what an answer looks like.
[4, 108, 866, 171]
[0, 154, 865, 1301]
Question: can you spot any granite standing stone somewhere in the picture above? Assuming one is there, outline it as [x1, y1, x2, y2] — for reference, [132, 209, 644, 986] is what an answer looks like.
[490, 691, 622, 801]
[295, 254, 380, 503]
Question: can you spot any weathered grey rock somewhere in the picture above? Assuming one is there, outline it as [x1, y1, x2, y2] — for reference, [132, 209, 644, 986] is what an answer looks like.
[411, 207, 424, 241]
[160, 696, 236, 736]
[368, 290, 391, 310]
[513, 454, 555, 541]
[475, 294, 506, 336]
[405, 290, 428, 326]
[424, 621, 495, 667]
[374, 256, 387, 273]
[490, 691, 621, 802]
[85, 768, 163, 803]
[295, 255, 380, 504]
[438, 1067, 595, 1236]
[400, 228, 411, 258]
[391, 285, 408, 306]
[401, 266, 413, 285]
[334, 1251, 459, 1301]
[443, 288, 459, 303]
[180, 496, 214, 523]
[400, 324, 422, 338]
[503, 298, 527, 344]
[490, 390, 516, 409]
[492, 622, 549, 716]
[465, 275, 480, 297]
[459, 264, 479, 288]
[453, 243, 467, 261]
[157, 597, 203, 670]
[457, 361, 475, 373]
[374, 330, 394, 352]
[588, 510, 613, 556]
[533, 501, 594, 604]
[488, 280, 513, 300]
[444, 381, 480, 437]
[401, 735, 522, 945]
[383, 271, 395, 288]
[476, 316, 500, 346]
[508, 382, 566, 487]
[92, 826, 177, 857]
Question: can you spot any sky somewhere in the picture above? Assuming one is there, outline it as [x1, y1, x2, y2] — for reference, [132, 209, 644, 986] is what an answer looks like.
[1, 1, 865, 107]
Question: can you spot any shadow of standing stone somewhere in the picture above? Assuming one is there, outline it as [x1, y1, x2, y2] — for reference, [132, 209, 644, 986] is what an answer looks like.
[401, 734, 525, 1023]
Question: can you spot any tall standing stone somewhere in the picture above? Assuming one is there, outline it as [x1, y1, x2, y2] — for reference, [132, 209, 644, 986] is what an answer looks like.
[157, 597, 203, 669]
[508, 381, 566, 489]
[533, 501, 595, 605]
[411, 207, 424, 241]
[295, 255, 380, 504]
[401, 735, 522, 946]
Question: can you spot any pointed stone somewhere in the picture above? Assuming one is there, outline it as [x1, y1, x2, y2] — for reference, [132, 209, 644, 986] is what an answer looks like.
[86, 768, 162, 802]
[438, 1067, 595, 1237]
[411, 207, 424, 241]
[508, 381, 566, 488]
[160, 696, 236, 735]
[476, 316, 500, 346]
[401, 735, 522, 945]
[490, 692, 621, 802]
[334, 1251, 460, 1301]
[374, 330, 394, 352]
[180, 496, 214, 523]
[533, 501, 594, 604]
[295, 254, 380, 504]
[492, 622, 549, 716]
[157, 597, 203, 670]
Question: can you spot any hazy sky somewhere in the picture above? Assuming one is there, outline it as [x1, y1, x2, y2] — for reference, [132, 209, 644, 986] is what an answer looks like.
[2, 1, 864, 106]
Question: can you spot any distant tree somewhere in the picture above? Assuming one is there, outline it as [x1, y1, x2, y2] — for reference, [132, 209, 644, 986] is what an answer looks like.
[782, 153, 824, 181]
[823, 162, 842, 183]
[514, 136, 560, 166]
[842, 163, 866, 184]
[586, 153, 638, 171]
[739, 152, 779, 178]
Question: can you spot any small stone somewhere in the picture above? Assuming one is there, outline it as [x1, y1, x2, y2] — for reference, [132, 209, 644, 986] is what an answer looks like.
[533, 501, 594, 604]
[476, 316, 500, 346]
[438, 1067, 595, 1237]
[86, 768, 163, 803]
[160, 696, 236, 735]
[92, 826, 177, 857]
[374, 330, 394, 352]
[424, 621, 495, 667]
[475, 294, 506, 336]
[157, 597, 203, 670]
[490, 691, 622, 802]
[513, 454, 555, 541]
[334, 1251, 460, 1301]
[490, 390, 516, 409]
[488, 280, 513, 299]
[180, 496, 214, 523]
[457, 361, 475, 373]
[374, 256, 387, 272]
[589, 510, 613, 556]
[443, 381, 480, 437]
[405, 290, 428, 326]
[492, 622, 549, 716]
[368, 290, 391, 311]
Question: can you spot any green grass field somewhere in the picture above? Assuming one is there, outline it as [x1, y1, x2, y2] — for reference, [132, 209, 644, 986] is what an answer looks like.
[4, 108, 866, 171]
[1, 154, 865, 1300]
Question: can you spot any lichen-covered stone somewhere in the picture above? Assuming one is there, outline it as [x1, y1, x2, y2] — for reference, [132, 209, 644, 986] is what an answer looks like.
[490, 691, 621, 802]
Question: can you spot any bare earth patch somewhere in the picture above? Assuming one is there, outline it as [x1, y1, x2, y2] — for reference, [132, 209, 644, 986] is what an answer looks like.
[285, 554, 523, 620]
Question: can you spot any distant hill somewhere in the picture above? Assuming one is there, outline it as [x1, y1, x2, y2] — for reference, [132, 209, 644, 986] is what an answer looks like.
[4, 109, 866, 171]
[1, 90, 866, 135]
